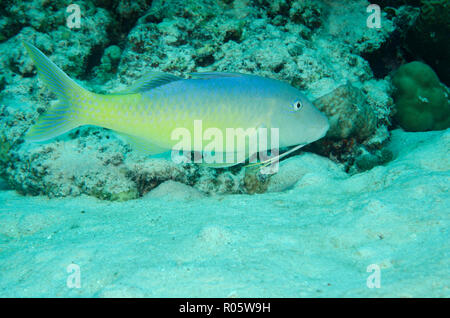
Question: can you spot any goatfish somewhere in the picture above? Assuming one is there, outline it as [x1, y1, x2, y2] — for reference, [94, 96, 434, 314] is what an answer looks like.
[23, 41, 329, 168]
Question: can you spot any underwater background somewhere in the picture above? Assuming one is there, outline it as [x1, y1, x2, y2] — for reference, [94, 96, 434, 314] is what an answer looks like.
[0, 0, 448, 297]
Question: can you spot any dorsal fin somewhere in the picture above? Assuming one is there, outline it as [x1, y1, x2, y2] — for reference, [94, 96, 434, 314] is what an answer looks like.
[126, 71, 182, 93]
[188, 72, 252, 79]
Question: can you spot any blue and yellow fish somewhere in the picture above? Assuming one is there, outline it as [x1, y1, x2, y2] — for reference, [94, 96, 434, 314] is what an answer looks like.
[23, 41, 329, 167]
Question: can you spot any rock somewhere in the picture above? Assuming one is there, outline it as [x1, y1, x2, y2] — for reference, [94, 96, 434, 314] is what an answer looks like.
[310, 81, 393, 173]
[143, 180, 206, 201]
[314, 82, 377, 141]
[267, 153, 346, 192]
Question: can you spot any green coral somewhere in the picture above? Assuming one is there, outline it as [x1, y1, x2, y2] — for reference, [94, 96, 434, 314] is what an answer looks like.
[392, 61, 450, 131]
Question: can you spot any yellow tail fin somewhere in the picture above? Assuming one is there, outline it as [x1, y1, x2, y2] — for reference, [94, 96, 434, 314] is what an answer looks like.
[23, 41, 89, 141]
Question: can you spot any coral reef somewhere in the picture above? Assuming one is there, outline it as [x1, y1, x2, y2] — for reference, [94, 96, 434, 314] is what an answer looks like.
[392, 61, 450, 131]
[0, 0, 401, 199]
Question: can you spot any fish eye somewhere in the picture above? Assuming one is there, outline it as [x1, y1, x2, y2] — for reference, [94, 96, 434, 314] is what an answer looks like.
[292, 100, 303, 111]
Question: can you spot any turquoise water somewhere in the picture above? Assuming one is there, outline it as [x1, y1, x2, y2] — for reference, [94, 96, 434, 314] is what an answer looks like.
[0, 0, 448, 297]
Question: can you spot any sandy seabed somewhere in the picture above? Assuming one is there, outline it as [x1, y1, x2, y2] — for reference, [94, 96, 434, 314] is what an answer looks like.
[0, 129, 448, 297]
